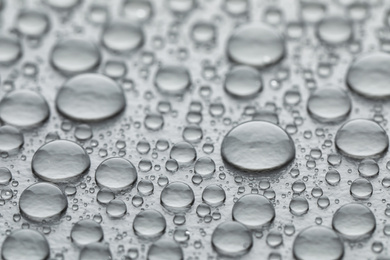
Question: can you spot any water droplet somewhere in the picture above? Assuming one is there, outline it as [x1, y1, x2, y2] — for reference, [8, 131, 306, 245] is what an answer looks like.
[221, 121, 295, 172]
[32, 140, 90, 182]
[350, 178, 373, 199]
[95, 158, 137, 192]
[227, 23, 285, 68]
[0, 125, 23, 153]
[1, 229, 50, 260]
[147, 238, 183, 260]
[211, 221, 253, 257]
[232, 194, 275, 229]
[79, 243, 112, 260]
[202, 184, 226, 207]
[160, 181, 195, 212]
[0, 36, 22, 65]
[293, 226, 344, 260]
[335, 119, 388, 158]
[16, 10, 50, 38]
[170, 141, 197, 164]
[332, 203, 376, 240]
[50, 39, 101, 75]
[307, 87, 351, 123]
[154, 65, 191, 95]
[133, 209, 166, 238]
[347, 52, 390, 98]
[19, 182, 68, 222]
[56, 73, 126, 122]
[106, 199, 127, 218]
[101, 21, 144, 53]
[316, 17, 352, 45]
[0, 90, 50, 128]
[224, 66, 262, 98]
[71, 219, 104, 246]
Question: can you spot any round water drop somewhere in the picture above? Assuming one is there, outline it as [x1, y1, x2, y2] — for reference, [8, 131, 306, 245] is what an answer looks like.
[1, 229, 50, 260]
[346, 52, 390, 98]
[0, 125, 24, 153]
[133, 209, 166, 238]
[95, 158, 137, 192]
[191, 22, 216, 44]
[0, 167, 12, 185]
[194, 157, 215, 178]
[144, 113, 164, 131]
[0, 90, 50, 128]
[44, 0, 80, 10]
[232, 194, 275, 229]
[224, 66, 262, 98]
[167, 0, 196, 15]
[32, 140, 90, 183]
[123, 0, 153, 22]
[221, 121, 295, 172]
[154, 65, 191, 95]
[79, 243, 112, 260]
[96, 188, 115, 205]
[350, 178, 373, 199]
[358, 159, 379, 178]
[16, 10, 50, 38]
[160, 181, 195, 212]
[106, 199, 127, 218]
[74, 124, 93, 140]
[101, 21, 144, 53]
[307, 87, 351, 123]
[223, 0, 248, 16]
[147, 239, 183, 260]
[19, 182, 68, 222]
[211, 221, 253, 257]
[325, 170, 340, 186]
[56, 73, 126, 122]
[316, 17, 352, 45]
[332, 203, 376, 240]
[50, 39, 101, 75]
[289, 196, 309, 216]
[71, 219, 104, 246]
[227, 23, 285, 68]
[293, 226, 344, 260]
[137, 179, 154, 196]
[182, 125, 203, 143]
[202, 184, 226, 207]
[335, 119, 388, 158]
[0, 36, 22, 64]
[170, 141, 197, 164]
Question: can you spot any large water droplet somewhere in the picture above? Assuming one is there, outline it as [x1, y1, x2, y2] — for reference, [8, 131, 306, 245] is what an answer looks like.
[160, 181, 195, 212]
[227, 23, 285, 68]
[232, 194, 275, 229]
[221, 121, 295, 172]
[70, 219, 104, 246]
[32, 140, 90, 182]
[154, 65, 191, 95]
[293, 226, 344, 260]
[50, 39, 101, 76]
[19, 182, 68, 222]
[224, 66, 262, 98]
[335, 119, 388, 158]
[101, 21, 144, 53]
[0, 90, 50, 128]
[56, 73, 126, 122]
[332, 203, 376, 240]
[133, 209, 166, 238]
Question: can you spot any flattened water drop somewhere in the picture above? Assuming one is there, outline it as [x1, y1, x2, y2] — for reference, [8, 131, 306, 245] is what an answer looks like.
[221, 121, 295, 172]
[335, 119, 388, 158]
[32, 140, 90, 183]
[19, 182, 68, 222]
[316, 17, 352, 45]
[211, 221, 253, 257]
[0, 90, 50, 128]
[224, 66, 262, 98]
[170, 141, 197, 164]
[71, 219, 104, 246]
[133, 209, 166, 238]
[154, 65, 191, 95]
[307, 87, 351, 123]
[332, 203, 376, 240]
[160, 181, 195, 212]
[1, 229, 50, 260]
[16, 10, 50, 38]
[227, 23, 285, 68]
[293, 226, 344, 260]
[232, 194, 275, 229]
[79, 243, 112, 260]
[56, 73, 126, 122]
[147, 238, 183, 260]
[95, 158, 137, 192]
[346, 52, 390, 98]
[101, 21, 144, 53]
[0, 125, 24, 153]
[0, 36, 22, 64]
